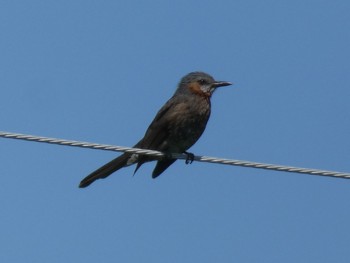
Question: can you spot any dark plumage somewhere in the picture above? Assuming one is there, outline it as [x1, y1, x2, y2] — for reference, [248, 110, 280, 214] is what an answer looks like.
[79, 72, 231, 188]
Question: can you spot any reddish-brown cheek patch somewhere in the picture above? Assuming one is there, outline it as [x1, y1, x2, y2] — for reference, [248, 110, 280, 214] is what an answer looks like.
[188, 83, 211, 98]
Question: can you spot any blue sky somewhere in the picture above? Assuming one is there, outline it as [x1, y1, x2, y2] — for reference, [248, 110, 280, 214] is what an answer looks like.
[1, 1, 350, 262]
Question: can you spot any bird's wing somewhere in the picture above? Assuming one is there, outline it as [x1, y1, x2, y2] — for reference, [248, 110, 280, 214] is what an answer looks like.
[136, 95, 186, 151]
[152, 159, 177, 178]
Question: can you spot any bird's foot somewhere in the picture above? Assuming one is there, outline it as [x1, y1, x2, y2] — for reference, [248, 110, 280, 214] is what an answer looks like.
[184, 151, 195, 164]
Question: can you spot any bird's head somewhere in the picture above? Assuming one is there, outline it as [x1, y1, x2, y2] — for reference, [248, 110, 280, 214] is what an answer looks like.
[176, 72, 232, 98]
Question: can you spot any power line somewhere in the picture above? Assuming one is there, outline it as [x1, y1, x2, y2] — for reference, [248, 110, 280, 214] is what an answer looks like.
[1, 130, 349, 179]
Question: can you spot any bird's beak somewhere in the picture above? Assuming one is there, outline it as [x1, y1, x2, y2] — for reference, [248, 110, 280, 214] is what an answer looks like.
[212, 81, 232, 88]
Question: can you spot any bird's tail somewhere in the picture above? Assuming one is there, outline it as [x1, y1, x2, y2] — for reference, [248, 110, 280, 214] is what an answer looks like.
[79, 153, 130, 188]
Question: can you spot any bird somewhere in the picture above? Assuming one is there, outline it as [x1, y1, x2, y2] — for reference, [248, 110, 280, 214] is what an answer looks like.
[79, 72, 232, 188]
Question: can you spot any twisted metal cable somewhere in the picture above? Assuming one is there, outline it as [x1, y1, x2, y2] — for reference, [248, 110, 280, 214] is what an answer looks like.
[1, 131, 349, 179]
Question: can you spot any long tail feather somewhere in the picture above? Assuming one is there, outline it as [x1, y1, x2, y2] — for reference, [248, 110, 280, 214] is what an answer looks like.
[79, 154, 130, 188]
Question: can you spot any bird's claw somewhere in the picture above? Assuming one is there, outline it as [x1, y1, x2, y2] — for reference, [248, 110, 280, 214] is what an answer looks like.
[184, 152, 195, 164]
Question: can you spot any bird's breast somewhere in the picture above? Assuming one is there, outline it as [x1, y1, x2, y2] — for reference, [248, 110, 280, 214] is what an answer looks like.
[166, 97, 211, 152]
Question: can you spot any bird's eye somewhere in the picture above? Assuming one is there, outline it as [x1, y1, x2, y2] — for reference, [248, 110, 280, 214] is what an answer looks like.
[198, 79, 207, 85]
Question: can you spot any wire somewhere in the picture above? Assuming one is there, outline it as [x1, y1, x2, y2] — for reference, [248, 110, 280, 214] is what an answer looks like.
[1, 130, 349, 179]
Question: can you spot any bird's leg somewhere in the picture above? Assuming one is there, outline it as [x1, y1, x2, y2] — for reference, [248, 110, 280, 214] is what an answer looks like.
[184, 151, 195, 164]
